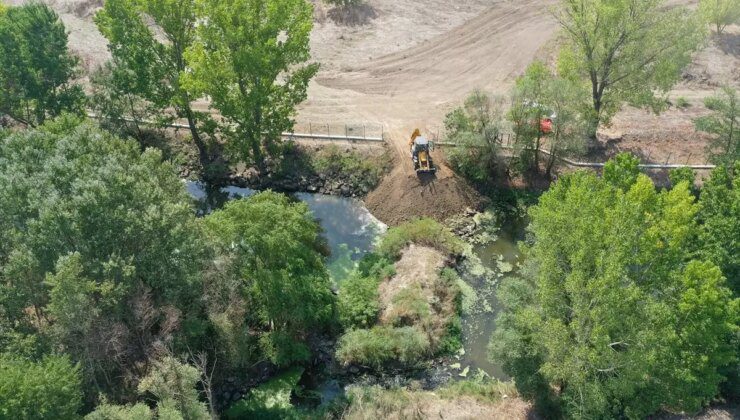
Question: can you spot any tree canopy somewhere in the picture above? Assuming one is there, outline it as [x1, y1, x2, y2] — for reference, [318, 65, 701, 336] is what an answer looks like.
[0, 117, 207, 400]
[490, 158, 739, 418]
[0, 3, 85, 126]
[94, 0, 213, 167]
[699, 0, 740, 35]
[203, 191, 334, 365]
[184, 0, 319, 166]
[695, 87, 739, 166]
[555, 0, 704, 137]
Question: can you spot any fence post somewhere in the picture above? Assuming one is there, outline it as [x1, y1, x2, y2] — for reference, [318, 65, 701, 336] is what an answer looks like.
[309, 122, 312, 137]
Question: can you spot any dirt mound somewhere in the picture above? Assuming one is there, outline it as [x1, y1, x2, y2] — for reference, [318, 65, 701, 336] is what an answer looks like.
[378, 244, 447, 315]
[366, 158, 482, 225]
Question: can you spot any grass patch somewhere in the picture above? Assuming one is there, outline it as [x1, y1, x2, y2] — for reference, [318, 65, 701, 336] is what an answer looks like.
[336, 326, 430, 368]
[226, 367, 304, 420]
[438, 376, 518, 404]
[377, 218, 465, 260]
[386, 284, 432, 327]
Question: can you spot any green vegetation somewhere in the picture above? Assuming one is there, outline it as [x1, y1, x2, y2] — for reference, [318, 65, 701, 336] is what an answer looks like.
[336, 219, 463, 368]
[226, 367, 304, 420]
[309, 145, 389, 192]
[0, 118, 206, 399]
[602, 151, 641, 191]
[87, 357, 210, 419]
[0, 118, 339, 416]
[94, 0, 212, 167]
[0, 354, 82, 419]
[695, 87, 739, 166]
[490, 154, 739, 418]
[444, 91, 507, 183]
[556, 0, 704, 137]
[184, 0, 318, 167]
[376, 218, 465, 260]
[510, 61, 587, 175]
[697, 164, 740, 295]
[336, 326, 430, 368]
[0, 3, 84, 126]
[699, 0, 740, 35]
[437, 374, 517, 404]
[204, 192, 335, 366]
[676, 96, 691, 108]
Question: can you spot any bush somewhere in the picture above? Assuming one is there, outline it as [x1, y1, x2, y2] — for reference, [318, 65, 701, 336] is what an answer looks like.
[0, 354, 82, 419]
[603, 152, 640, 191]
[669, 167, 696, 190]
[338, 273, 382, 330]
[226, 367, 304, 420]
[336, 326, 430, 367]
[444, 91, 507, 183]
[377, 218, 465, 260]
[675, 96, 691, 108]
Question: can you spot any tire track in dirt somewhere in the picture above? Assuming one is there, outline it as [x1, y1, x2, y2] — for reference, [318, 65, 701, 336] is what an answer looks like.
[299, 0, 559, 224]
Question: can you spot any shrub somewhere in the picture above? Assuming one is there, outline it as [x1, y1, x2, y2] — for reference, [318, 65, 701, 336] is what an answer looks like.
[675, 96, 691, 108]
[377, 218, 465, 260]
[669, 167, 696, 190]
[444, 91, 507, 183]
[338, 273, 382, 330]
[259, 331, 311, 367]
[0, 354, 82, 419]
[336, 326, 430, 367]
[603, 152, 641, 191]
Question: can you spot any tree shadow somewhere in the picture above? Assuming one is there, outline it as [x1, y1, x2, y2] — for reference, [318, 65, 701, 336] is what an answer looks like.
[328, 3, 378, 26]
[716, 31, 740, 58]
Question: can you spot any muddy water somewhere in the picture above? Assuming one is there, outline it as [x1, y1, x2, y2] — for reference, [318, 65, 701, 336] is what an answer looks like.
[457, 218, 526, 380]
[186, 182, 387, 282]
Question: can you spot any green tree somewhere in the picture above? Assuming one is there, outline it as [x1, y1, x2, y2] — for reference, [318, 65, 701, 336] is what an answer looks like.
[697, 164, 739, 294]
[203, 192, 334, 365]
[490, 165, 738, 418]
[0, 117, 207, 399]
[699, 0, 740, 35]
[184, 0, 319, 167]
[510, 62, 551, 172]
[95, 0, 213, 168]
[444, 91, 507, 183]
[602, 151, 640, 191]
[0, 354, 82, 419]
[555, 0, 704, 139]
[0, 3, 85, 126]
[695, 87, 739, 166]
[509, 62, 587, 176]
[87, 357, 210, 420]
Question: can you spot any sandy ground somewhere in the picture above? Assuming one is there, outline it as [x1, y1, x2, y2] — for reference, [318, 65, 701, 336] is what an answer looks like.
[6, 0, 737, 222]
[300, 0, 560, 223]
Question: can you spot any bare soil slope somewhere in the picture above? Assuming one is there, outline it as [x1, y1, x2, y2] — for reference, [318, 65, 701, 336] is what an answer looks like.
[301, 0, 559, 223]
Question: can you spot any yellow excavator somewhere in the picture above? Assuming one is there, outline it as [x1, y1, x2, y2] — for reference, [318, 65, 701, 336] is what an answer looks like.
[409, 129, 436, 173]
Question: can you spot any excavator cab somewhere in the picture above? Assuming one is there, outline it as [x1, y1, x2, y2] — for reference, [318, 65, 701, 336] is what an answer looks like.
[410, 129, 436, 173]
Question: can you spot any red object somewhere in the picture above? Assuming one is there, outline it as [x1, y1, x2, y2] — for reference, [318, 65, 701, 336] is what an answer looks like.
[540, 118, 553, 134]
